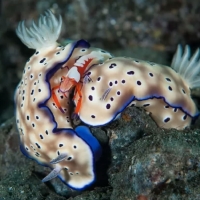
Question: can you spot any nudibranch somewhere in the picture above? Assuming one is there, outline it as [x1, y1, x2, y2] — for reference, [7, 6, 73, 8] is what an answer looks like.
[74, 46, 200, 130]
[14, 10, 111, 189]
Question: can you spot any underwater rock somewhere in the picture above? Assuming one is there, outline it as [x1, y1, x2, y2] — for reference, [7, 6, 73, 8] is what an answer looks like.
[1, 106, 200, 199]
[107, 106, 200, 199]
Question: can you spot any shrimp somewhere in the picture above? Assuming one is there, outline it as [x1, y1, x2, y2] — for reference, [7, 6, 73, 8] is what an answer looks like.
[51, 54, 95, 115]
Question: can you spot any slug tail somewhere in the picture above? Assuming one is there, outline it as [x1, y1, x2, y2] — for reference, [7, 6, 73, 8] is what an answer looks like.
[171, 45, 200, 89]
[16, 10, 62, 50]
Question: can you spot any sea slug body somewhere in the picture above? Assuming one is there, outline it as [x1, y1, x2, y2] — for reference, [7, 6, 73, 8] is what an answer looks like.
[14, 10, 108, 189]
[74, 47, 200, 130]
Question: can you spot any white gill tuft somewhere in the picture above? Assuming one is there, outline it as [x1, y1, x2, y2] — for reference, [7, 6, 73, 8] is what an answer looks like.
[16, 10, 62, 50]
[171, 45, 200, 89]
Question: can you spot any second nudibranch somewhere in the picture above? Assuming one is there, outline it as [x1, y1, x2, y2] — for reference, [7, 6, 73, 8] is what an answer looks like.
[15, 10, 111, 189]
[73, 46, 200, 130]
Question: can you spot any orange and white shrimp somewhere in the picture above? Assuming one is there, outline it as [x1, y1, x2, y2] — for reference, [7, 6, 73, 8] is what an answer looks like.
[51, 51, 112, 115]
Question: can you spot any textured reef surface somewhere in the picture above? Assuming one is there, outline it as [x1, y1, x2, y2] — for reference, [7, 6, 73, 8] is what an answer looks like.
[1, 107, 200, 199]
